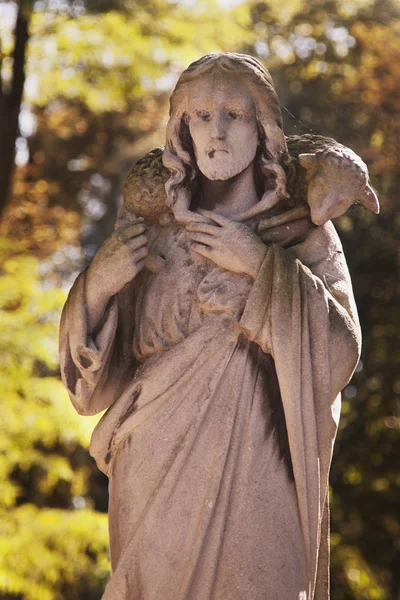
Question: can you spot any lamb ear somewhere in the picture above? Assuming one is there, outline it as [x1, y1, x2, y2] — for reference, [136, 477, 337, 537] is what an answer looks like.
[298, 153, 318, 175]
[358, 183, 380, 214]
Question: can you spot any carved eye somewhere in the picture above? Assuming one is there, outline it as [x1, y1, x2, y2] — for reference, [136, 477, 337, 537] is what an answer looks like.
[228, 111, 239, 120]
[197, 111, 211, 122]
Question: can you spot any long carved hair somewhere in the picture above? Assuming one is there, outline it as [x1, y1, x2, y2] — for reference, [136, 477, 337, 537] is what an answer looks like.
[162, 53, 290, 219]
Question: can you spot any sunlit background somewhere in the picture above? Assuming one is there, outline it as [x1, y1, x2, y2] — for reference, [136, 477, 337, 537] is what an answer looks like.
[0, 0, 399, 598]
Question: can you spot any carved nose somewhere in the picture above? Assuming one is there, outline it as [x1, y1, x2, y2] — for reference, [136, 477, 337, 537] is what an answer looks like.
[210, 116, 225, 140]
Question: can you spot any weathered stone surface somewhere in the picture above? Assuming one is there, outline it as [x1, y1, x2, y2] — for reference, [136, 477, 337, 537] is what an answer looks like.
[59, 53, 378, 599]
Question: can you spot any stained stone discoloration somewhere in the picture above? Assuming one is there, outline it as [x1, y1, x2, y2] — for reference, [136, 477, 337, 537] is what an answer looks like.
[59, 52, 378, 600]
[104, 386, 142, 466]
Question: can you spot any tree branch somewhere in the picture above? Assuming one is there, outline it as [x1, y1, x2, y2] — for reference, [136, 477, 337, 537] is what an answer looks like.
[9, 5, 29, 111]
[0, 35, 3, 98]
[0, 5, 30, 219]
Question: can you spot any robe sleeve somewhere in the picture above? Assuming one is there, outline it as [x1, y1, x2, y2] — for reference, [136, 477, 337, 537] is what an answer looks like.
[239, 221, 361, 399]
[238, 221, 361, 599]
[59, 269, 137, 416]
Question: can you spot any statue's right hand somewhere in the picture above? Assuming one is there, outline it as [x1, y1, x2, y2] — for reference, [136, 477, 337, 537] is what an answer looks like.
[87, 219, 148, 298]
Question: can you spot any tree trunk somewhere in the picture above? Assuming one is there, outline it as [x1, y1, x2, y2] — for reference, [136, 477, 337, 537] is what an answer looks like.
[0, 8, 29, 220]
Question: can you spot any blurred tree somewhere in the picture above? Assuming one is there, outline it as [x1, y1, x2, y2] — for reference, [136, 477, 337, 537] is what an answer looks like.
[0, 1, 30, 217]
[0, 239, 109, 599]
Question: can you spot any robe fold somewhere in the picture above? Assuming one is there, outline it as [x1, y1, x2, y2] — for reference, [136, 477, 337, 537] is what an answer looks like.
[59, 219, 361, 600]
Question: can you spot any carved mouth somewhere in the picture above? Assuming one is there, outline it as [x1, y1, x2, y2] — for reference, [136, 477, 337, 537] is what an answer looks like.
[208, 149, 228, 159]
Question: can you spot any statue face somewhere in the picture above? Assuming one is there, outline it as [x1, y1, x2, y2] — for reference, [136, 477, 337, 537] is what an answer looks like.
[186, 73, 259, 181]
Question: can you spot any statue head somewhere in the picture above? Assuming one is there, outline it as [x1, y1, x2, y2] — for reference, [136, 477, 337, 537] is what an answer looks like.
[163, 53, 289, 220]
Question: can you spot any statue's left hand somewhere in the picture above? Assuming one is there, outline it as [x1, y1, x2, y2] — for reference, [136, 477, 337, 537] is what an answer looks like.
[258, 206, 312, 247]
[186, 210, 267, 279]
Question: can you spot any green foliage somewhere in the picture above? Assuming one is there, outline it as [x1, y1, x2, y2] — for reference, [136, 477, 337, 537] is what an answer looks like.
[0, 506, 109, 600]
[330, 531, 389, 600]
[0, 240, 108, 599]
[26, 3, 253, 112]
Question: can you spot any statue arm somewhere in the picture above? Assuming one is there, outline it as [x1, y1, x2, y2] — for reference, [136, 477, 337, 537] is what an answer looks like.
[59, 271, 137, 416]
[238, 222, 361, 399]
[293, 222, 361, 394]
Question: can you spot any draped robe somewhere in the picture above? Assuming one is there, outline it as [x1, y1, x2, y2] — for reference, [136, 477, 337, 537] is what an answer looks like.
[59, 215, 361, 600]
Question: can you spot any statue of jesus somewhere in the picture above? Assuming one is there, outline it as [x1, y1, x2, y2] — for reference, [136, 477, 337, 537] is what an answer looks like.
[60, 53, 379, 599]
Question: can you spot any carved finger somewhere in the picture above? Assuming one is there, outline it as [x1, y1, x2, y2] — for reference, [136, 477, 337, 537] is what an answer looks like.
[116, 217, 145, 230]
[186, 222, 221, 235]
[190, 243, 213, 259]
[259, 218, 311, 245]
[127, 234, 148, 250]
[258, 206, 310, 232]
[133, 246, 148, 262]
[197, 209, 231, 226]
[186, 231, 215, 246]
[281, 231, 313, 248]
[117, 222, 147, 241]
[115, 212, 143, 229]
[175, 209, 206, 225]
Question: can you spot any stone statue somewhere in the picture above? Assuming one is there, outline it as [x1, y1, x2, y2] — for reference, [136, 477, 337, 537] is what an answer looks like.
[59, 53, 379, 600]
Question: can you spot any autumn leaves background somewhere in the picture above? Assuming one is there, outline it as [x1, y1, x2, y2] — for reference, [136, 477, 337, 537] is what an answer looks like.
[0, 1, 399, 598]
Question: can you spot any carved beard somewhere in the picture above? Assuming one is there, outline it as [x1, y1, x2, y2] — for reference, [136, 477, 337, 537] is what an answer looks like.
[196, 151, 254, 181]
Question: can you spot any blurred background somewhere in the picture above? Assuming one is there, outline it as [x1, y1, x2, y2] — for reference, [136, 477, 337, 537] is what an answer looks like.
[0, 0, 398, 598]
